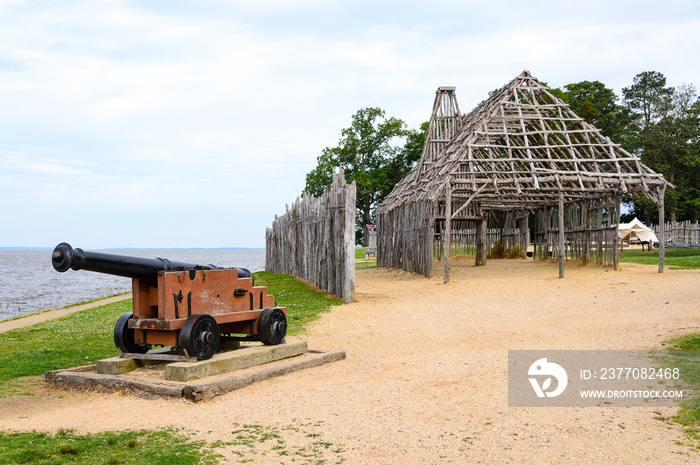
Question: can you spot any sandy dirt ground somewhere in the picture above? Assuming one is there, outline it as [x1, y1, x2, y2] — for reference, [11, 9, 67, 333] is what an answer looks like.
[1, 258, 700, 464]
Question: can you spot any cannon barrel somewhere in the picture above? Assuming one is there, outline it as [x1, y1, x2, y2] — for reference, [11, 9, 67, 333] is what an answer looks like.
[51, 242, 253, 282]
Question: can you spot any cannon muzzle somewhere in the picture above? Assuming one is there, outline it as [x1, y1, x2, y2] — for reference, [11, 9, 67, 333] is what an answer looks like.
[52, 242, 253, 282]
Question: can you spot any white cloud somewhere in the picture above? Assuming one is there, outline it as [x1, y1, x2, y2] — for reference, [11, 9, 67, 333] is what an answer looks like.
[1, 0, 699, 247]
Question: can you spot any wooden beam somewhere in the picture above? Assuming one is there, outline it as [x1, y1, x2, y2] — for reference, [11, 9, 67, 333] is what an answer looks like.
[613, 194, 620, 270]
[582, 199, 589, 265]
[558, 190, 565, 278]
[444, 180, 452, 283]
[450, 182, 489, 219]
[475, 205, 485, 266]
[658, 186, 665, 273]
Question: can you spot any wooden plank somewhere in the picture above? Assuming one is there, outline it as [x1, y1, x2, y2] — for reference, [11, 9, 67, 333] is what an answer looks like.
[46, 348, 346, 402]
[45, 367, 185, 399]
[164, 340, 308, 382]
[96, 357, 166, 375]
[185, 349, 346, 402]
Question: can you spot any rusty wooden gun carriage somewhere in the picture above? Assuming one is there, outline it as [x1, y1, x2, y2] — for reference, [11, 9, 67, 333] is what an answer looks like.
[51, 243, 287, 361]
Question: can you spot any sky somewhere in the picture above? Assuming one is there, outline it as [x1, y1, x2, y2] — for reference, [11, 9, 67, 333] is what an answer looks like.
[1, 0, 699, 249]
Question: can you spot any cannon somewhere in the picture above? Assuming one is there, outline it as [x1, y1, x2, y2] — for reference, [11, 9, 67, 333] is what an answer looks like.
[51, 242, 287, 360]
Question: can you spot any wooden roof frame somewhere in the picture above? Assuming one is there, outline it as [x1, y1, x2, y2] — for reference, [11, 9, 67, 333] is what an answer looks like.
[378, 71, 671, 215]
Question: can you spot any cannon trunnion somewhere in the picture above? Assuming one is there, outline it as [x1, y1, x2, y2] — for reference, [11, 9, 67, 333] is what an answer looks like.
[52, 243, 287, 360]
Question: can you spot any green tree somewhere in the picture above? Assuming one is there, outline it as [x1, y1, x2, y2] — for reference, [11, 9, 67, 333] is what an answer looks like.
[564, 80, 630, 143]
[304, 107, 417, 246]
[622, 71, 673, 129]
[378, 121, 427, 199]
[622, 72, 700, 223]
[577, 99, 600, 123]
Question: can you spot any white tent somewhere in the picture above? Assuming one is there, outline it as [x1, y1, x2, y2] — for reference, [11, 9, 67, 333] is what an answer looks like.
[618, 217, 658, 243]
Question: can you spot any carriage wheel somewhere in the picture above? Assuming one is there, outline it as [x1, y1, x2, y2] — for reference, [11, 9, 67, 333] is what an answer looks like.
[180, 314, 220, 360]
[114, 312, 150, 354]
[257, 308, 287, 345]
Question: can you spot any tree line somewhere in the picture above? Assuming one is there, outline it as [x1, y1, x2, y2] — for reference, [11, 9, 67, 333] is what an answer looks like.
[549, 72, 700, 225]
[305, 72, 700, 245]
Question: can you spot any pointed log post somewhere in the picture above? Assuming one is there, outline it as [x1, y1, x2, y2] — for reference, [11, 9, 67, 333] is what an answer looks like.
[481, 216, 488, 266]
[475, 220, 483, 266]
[613, 194, 620, 271]
[475, 205, 484, 266]
[558, 190, 565, 278]
[475, 205, 487, 267]
[658, 186, 666, 273]
[444, 180, 452, 283]
[524, 211, 530, 258]
[543, 206, 551, 259]
[582, 199, 589, 265]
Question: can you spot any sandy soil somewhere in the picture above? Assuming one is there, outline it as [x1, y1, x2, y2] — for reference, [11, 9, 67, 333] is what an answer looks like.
[2, 258, 700, 464]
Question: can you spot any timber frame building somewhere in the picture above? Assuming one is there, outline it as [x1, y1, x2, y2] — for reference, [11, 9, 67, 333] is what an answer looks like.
[376, 71, 672, 280]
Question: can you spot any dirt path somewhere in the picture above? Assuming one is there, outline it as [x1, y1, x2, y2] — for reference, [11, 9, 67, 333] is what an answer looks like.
[1, 258, 699, 464]
[0, 294, 131, 334]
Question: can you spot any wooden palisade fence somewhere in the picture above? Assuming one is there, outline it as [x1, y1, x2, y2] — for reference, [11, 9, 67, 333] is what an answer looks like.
[265, 172, 356, 303]
[653, 221, 700, 245]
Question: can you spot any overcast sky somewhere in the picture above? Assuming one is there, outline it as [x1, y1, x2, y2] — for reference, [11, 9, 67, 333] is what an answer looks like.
[1, 0, 699, 249]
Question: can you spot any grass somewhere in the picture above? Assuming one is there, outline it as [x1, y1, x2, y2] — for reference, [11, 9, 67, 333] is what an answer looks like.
[619, 247, 700, 269]
[211, 420, 346, 463]
[64, 292, 130, 308]
[355, 247, 378, 270]
[656, 333, 700, 448]
[0, 299, 132, 386]
[254, 271, 342, 336]
[355, 247, 368, 259]
[0, 428, 217, 465]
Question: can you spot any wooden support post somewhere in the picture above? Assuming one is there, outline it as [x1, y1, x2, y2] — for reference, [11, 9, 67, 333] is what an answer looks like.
[475, 220, 483, 266]
[543, 206, 551, 259]
[658, 187, 665, 273]
[444, 180, 452, 283]
[475, 205, 485, 266]
[524, 211, 530, 258]
[481, 216, 488, 266]
[558, 190, 565, 278]
[613, 194, 620, 271]
[582, 199, 589, 265]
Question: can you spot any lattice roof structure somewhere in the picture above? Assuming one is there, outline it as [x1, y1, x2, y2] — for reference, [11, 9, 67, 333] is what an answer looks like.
[379, 71, 668, 214]
[376, 71, 672, 279]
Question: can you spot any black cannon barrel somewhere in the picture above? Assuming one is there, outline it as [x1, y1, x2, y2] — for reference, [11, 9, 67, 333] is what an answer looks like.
[51, 242, 254, 282]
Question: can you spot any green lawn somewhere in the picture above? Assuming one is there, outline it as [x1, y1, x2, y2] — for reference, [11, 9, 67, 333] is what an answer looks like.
[0, 299, 132, 385]
[254, 271, 342, 336]
[355, 247, 368, 259]
[0, 428, 217, 465]
[663, 333, 700, 446]
[355, 247, 378, 269]
[619, 247, 700, 269]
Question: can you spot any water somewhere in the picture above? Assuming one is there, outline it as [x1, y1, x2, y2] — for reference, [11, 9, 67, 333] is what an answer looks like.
[0, 249, 266, 320]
